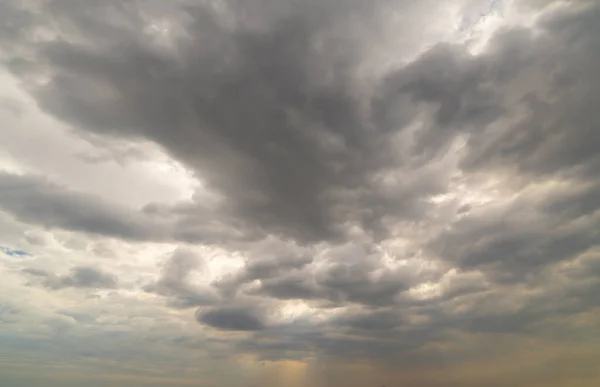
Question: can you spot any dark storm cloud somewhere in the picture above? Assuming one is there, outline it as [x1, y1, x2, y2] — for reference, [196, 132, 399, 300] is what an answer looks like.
[196, 307, 265, 332]
[23, 266, 117, 289]
[367, 2, 600, 283]
[378, 3, 600, 180]
[144, 248, 218, 308]
[3, 0, 454, 243]
[7, 0, 597, 249]
[462, 6, 600, 177]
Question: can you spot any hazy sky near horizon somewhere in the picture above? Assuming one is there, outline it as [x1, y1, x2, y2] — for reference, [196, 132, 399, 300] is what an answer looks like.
[1, 0, 600, 386]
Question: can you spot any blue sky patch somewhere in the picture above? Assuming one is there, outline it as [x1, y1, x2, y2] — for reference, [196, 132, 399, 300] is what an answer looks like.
[0, 246, 31, 257]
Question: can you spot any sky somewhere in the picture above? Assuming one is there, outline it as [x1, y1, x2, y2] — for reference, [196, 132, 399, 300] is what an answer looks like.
[1, 0, 600, 386]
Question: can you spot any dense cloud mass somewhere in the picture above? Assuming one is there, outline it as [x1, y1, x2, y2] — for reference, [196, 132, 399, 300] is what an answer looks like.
[1, 0, 600, 386]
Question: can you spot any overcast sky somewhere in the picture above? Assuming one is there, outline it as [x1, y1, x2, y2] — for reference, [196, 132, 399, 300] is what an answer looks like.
[1, 0, 600, 386]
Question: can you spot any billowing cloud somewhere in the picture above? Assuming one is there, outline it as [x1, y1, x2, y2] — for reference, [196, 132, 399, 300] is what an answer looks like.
[3, 0, 465, 244]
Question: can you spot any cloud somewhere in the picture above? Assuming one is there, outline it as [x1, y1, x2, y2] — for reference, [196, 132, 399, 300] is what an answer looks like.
[0, 302, 20, 324]
[23, 266, 118, 290]
[429, 180, 600, 283]
[60, 266, 118, 289]
[144, 248, 218, 308]
[253, 273, 321, 301]
[0, 172, 253, 244]
[332, 310, 403, 332]
[2, 0, 467, 244]
[212, 237, 314, 299]
[1, 0, 600, 385]
[379, 3, 600, 183]
[196, 307, 265, 332]
[0, 172, 165, 241]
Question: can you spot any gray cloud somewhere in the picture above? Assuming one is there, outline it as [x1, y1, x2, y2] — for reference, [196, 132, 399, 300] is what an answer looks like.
[196, 307, 265, 332]
[368, 3, 600, 285]
[430, 181, 600, 282]
[23, 266, 117, 290]
[0, 172, 257, 244]
[212, 238, 315, 299]
[0, 172, 165, 241]
[231, 264, 600, 363]
[332, 310, 402, 332]
[144, 248, 218, 308]
[313, 251, 425, 306]
[0, 2, 35, 52]
[253, 273, 321, 301]
[2, 0, 462, 244]
[60, 267, 118, 289]
[237, 242, 441, 306]
[378, 4, 600, 182]
[234, 311, 443, 363]
[242, 253, 312, 283]
[461, 6, 600, 177]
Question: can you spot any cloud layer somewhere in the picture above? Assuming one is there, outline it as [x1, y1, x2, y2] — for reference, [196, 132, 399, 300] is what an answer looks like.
[1, 0, 600, 386]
